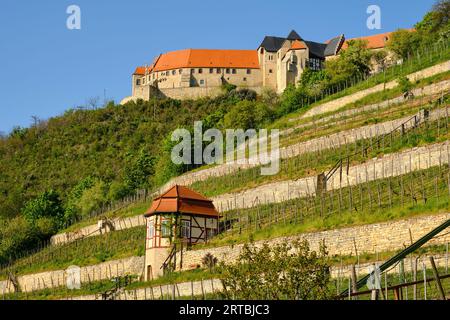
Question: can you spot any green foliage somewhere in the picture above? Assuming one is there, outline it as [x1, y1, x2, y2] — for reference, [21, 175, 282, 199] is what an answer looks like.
[223, 100, 273, 130]
[22, 190, 64, 228]
[77, 180, 108, 219]
[415, 0, 449, 42]
[218, 240, 332, 300]
[152, 133, 186, 187]
[124, 150, 156, 191]
[202, 253, 218, 273]
[335, 39, 373, 76]
[222, 83, 237, 93]
[278, 85, 307, 116]
[64, 177, 95, 223]
[397, 76, 413, 94]
[386, 29, 421, 60]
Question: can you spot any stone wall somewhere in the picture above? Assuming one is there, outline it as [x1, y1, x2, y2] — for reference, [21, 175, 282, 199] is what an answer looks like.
[176, 213, 450, 272]
[302, 61, 450, 119]
[51, 214, 146, 246]
[210, 140, 450, 212]
[159, 86, 262, 100]
[66, 254, 450, 300]
[287, 79, 450, 127]
[0, 256, 145, 295]
[5, 213, 450, 297]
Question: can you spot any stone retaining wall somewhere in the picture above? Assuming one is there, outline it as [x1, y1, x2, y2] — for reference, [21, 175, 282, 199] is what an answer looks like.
[0, 256, 144, 295]
[302, 61, 450, 119]
[176, 213, 450, 272]
[211, 140, 450, 212]
[4, 213, 449, 296]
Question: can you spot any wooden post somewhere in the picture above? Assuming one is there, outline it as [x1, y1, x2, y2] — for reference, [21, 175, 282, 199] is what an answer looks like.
[351, 264, 358, 300]
[429, 257, 446, 300]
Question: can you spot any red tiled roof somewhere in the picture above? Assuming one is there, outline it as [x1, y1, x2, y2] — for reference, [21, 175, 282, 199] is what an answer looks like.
[341, 32, 393, 50]
[144, 185, 219, 218]
[146, 49, 260, 72]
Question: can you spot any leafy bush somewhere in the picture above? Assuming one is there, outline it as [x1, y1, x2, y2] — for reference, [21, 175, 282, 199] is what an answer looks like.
[218, 240, 332, 300]
[22, 190, 64, 228]
[77, 180, 108, 219]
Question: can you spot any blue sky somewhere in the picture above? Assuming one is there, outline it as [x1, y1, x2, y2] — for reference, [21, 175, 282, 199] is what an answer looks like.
[0, 0, 436, 133]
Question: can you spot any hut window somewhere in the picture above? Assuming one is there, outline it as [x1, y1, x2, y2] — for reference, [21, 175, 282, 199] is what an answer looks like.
[161, 220, 171, 238]
[181, 220, 191, 238]
[148, 222, 155, 238]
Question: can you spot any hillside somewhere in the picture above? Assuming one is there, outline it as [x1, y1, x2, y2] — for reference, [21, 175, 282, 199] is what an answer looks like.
[1, 2, 450, 300]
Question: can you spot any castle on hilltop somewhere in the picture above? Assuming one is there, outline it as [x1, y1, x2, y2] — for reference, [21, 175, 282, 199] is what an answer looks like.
[122, 30, 393, 103]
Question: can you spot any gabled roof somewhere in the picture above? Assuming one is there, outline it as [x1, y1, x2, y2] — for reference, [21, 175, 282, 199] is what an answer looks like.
[324, 34, 345, 56]
[149, 49, 259, 72]
[259, 36, 287, 52]
[144, 185, 219, 218]
[287, 30, 302, 41]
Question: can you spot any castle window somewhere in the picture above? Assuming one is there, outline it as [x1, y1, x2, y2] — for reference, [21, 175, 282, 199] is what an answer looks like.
[136, 79, 141, 85]
[243, 77, 247, 81]
[142, 78, 146, 84]
[179, 69, 183, 74]
[191, 69, 195, 74]
[232, 69, 237, 74]
[172, 70, 176, 75]
[216, 68, 221, 74]
[226, 69, 230, 74]
[200, 79, 205, 85]
[247, 69, 251, 74]
[198, 68, 203, 74]
[269, 69, 273, 74]
[209, 68, 214, 74]
[260, 48, 264, 54]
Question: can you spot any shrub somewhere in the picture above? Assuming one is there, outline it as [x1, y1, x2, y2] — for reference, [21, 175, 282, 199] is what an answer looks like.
[202, 253, 218, 272]
[77, 180, 108, 218]
[22, 190, 64, 228]
[218, 240, 332, 300]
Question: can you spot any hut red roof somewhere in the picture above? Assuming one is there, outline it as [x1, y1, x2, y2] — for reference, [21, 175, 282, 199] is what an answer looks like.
[144, 185, 219, 218]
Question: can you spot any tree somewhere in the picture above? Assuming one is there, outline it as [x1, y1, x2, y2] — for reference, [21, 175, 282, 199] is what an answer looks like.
[218, 240, 332, 300]
[372, 50, 389, 72]
[77, 180, 108, 218]
[124, 150, 156, 191]
[416, 0, 450, 44]
[387, 29, 421, 60]
[86, 96, 100, 110]
[22, 190, 64, 228]
[223, 100, 257, 130]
